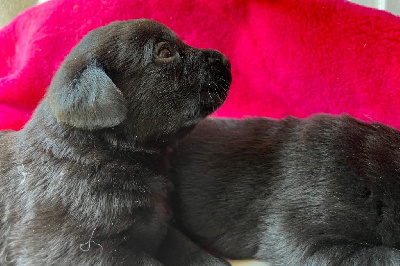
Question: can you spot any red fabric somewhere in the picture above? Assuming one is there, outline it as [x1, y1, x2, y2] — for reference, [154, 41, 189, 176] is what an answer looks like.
[1, 0, 400, 130]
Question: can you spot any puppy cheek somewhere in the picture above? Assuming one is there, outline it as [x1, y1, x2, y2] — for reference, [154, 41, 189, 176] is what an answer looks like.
[134, 100, 200, 145]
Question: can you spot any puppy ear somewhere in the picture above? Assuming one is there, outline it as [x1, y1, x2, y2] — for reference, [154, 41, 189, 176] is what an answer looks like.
[48, 64, 127, 130]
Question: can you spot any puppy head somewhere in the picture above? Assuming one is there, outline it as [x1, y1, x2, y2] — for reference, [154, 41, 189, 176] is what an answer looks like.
[47, 19, 231, 147]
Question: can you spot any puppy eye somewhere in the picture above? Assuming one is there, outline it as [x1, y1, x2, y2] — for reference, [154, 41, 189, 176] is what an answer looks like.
[158, 48, 173, 58]
[155, 42, 175, 60]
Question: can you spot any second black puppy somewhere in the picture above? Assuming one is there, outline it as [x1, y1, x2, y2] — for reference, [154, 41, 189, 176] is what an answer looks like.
[171, 115, 400, 266]
[0, 19, 231, 265]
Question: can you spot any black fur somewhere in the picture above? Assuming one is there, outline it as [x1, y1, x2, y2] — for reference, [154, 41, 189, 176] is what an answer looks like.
[0, 19, 231, 265]
[170, 115, 400, 265]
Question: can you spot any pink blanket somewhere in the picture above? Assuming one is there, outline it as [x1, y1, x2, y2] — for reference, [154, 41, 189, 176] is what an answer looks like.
[1, 0, 400, 130]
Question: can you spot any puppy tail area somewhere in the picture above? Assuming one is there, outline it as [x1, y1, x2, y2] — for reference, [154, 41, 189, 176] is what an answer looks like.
[156, 226, 231, 266]
[301, 245, 400, 266]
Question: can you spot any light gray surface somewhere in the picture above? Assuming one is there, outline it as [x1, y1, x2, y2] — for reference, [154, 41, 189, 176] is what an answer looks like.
[349, 0, 400, 16]
[386, 0, 400, 16]
[0, 0, 37, 28]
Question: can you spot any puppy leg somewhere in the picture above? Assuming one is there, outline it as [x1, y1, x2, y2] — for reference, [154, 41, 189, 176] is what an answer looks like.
[267, 242, 400, 266]
[303, 245, 400, 266]
[157, 226, 231, 266]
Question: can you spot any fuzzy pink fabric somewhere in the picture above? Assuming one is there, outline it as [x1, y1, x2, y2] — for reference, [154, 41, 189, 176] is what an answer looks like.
[1, 0, 400, 130]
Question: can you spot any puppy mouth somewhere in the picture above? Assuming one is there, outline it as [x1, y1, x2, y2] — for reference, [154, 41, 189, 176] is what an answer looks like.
[199, 70, 231, 116]
[199, 90, 226, 115]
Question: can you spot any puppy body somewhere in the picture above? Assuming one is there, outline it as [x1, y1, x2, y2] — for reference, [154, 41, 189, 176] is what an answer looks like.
[171, 115, 400, 265]
[0, 105, 167, 265]
[0, 19, 231, 265]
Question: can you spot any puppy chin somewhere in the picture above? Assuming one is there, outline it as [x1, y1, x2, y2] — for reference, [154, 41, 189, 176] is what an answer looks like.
[138, 97, 226, 148]
[199, 99, 225, 117]
[198, 75, 231, 116]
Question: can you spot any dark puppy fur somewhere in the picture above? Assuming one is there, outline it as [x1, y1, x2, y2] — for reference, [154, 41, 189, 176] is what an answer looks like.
[171, 115, 400, 266]
[0, 19, 231, 265]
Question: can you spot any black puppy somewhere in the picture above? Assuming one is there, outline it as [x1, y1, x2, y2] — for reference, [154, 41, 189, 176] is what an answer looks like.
[171, 115, 400, 266]
[0, 19, 231, 265]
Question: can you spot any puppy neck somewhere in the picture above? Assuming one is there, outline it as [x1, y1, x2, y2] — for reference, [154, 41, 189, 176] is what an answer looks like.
[13, 99, 169, 234]
[19, 99, 163, 161]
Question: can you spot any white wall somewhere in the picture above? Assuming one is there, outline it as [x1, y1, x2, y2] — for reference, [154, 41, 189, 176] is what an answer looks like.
[0, 0, 37, 28]
[386, 0, 400, 16]
[349, 0, 400, 16]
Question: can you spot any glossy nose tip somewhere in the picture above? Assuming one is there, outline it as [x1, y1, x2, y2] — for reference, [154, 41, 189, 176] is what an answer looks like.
[221, 55, 231, 70]
[207, 50, 231, 70]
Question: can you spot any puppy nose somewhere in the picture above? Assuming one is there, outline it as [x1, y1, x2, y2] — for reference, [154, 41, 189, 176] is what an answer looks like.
[221, 55, 231, 70]
[207, 50, 231, 70]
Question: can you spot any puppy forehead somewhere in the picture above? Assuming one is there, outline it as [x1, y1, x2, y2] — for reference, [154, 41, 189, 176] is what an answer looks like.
[132, 19, 178, 42]
[99, 20, 183, 64]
